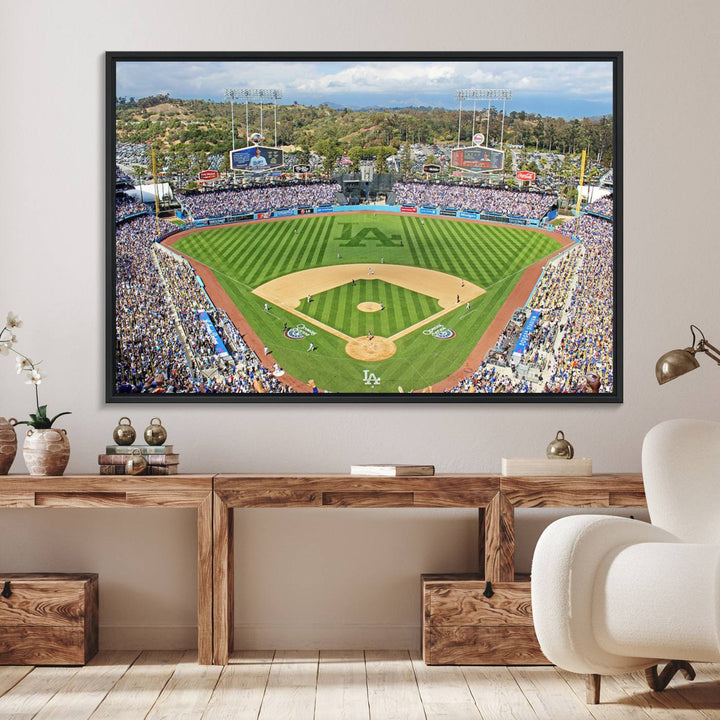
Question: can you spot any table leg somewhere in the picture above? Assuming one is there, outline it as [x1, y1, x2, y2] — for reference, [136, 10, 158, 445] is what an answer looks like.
[213, 492, 234, 665]
[483, 492, 515, 582]
[197, 493, 213, 665]
[478, 507, 486, 577]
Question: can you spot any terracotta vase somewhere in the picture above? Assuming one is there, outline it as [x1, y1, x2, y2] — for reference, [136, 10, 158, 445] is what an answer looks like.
[22, 428, 70, 476]
[0, 417, 18, 475]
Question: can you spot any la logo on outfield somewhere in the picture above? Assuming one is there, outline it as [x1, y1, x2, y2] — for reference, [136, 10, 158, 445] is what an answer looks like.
[363, 370, 381, 386]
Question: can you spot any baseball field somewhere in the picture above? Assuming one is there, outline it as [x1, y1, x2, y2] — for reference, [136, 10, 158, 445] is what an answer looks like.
[167, 212, 564, 393]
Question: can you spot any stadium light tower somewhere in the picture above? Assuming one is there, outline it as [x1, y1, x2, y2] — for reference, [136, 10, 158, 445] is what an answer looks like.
[224, 88, 242, 151]
[228, 89, 282, 146]
[456, 89, 512, 147]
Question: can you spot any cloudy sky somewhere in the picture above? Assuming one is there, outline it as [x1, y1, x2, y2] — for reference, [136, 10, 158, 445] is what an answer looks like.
[116, 59, 614, 118]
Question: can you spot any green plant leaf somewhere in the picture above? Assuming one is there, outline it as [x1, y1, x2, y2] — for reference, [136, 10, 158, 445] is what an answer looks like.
[48, 411, 72, 427]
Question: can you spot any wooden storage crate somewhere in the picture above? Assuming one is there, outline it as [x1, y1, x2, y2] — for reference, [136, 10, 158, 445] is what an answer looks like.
[0, 573, 98, 665]
[422, 573, 548, 665]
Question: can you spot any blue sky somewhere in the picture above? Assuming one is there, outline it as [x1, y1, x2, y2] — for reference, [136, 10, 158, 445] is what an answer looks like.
[116, 59, 614, 119]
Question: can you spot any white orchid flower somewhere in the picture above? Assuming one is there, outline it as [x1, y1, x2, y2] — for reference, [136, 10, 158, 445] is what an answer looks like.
[25, 368, 46, 385]
[0, 341, 10, 356]
[6, 312, 22, 329]
[16, 356, 33, 373]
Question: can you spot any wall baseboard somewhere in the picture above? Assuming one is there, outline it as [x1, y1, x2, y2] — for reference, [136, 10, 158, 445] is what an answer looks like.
[100, 626, 198, 650]
[99, 624, 421, 650]
[234, 623, 421, 650]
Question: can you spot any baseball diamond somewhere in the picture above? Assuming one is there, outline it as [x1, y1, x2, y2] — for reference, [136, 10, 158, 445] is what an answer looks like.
[165, 212, 569, 393]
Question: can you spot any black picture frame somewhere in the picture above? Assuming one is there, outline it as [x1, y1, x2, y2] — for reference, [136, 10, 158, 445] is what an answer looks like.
[107, 51, 622, 403]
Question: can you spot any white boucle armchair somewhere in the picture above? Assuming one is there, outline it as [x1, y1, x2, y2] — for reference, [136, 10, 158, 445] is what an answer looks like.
[531, 418, 720, 704]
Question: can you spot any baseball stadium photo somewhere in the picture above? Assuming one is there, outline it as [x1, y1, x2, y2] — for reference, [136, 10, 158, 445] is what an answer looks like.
[108, 52, 621, 400]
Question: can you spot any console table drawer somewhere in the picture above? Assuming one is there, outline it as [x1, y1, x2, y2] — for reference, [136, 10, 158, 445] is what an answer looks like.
[0, 573, 98, 665]
[422, 574, 547, 665]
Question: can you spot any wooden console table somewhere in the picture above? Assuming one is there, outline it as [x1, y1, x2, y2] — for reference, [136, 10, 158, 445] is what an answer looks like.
[1, 473, 647, 666]
[212, 473, 645, 665]
[0, 475, 214, 665]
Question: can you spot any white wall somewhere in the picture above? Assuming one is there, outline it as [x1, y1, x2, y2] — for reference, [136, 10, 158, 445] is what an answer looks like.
[1, 0, 719, 650]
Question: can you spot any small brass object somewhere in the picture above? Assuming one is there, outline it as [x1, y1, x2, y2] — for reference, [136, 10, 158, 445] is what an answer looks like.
[546, 430, 574, 459]
[112, 417, 136, 446]
[144, 417, 167, 446]
[125, 448, 147, 475]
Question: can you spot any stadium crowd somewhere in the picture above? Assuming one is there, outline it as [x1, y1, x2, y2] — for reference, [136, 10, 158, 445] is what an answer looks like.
[116, 193, 150, 222]
[177, 182, 341, 220]
[584, 195, 614, 219]
[114, 214, 291, 394]
[394, 182, 557, 219]
[544, 214, 613, 393]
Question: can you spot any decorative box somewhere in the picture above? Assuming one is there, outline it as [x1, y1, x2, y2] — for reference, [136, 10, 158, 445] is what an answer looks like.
[0, 573, 98, 665]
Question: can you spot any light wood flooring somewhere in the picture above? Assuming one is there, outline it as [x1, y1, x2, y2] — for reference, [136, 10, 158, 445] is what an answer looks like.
[0, 650, 718, 719]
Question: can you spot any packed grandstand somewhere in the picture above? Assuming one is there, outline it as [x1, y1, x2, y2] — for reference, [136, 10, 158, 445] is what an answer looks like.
[114, 176, 614, 395]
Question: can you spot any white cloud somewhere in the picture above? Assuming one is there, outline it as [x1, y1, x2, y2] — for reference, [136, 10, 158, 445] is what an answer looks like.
[116, 58, 613, 112]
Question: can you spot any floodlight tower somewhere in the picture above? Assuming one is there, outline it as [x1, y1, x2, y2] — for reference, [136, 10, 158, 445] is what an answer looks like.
[224, 88, 242, 151]
[231, 89, 283, 146]
[455, 89, 512, 147]
[225, 88, 283, 147]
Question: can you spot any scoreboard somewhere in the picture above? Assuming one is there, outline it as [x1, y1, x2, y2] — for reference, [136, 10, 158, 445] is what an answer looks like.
[230, 145, 284, 172]
[451, 146, 504, 172]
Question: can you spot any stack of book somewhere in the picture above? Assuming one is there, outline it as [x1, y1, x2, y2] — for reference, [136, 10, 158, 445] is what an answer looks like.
[350, 464, 435, 477]
[98, 445, 180, 475]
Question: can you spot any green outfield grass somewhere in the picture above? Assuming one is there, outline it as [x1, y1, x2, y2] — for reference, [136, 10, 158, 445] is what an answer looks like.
[302, 279, 440, 338]
[171, 213, 561, 393]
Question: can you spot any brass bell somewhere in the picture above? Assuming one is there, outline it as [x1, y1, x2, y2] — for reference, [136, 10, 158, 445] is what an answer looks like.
[546, 430, 574, 459]
[112, 417, 136, 446]
[144, 417, 167, 446]
[125, 449, 147, 475]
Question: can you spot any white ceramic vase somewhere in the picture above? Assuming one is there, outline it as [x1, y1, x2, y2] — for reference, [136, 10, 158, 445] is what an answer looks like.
[22, 427, 70, 476]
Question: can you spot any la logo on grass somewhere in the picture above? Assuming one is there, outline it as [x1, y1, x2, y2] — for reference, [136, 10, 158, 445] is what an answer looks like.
[363, 370, 381, 386]
[338, 224, 402, 248]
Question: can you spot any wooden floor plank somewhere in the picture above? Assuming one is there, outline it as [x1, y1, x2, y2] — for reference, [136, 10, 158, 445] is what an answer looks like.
[0, 665, 80, 719]
[145, 649, 222, 720]
[556, 668, 653, 719]
[0, 667, 33, 699]
[33, 651, 140, 720]
[202, 651, 273, 720]
[409, 649, 483, 719]
[462, 665, 538, 720]
[314, 650, 369, 720]
[1, 652, 716, 720]
[510, 666, 595, 720]
[603, 670, 702, 719]
[88, 650, 184, 720]
[257, 651, 319, 720]
[226, 650, 275, 665]
[365, 650, 425, 720]
[666, 664, 720, 720]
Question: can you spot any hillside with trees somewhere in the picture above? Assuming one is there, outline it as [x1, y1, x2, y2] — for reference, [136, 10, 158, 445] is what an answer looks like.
[116, 96, 614, 173]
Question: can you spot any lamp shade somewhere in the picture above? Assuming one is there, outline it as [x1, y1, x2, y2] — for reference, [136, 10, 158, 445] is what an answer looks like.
[655, 348, 700, 385]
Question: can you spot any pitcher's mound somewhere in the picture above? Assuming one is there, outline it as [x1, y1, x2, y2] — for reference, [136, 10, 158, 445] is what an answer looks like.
[357, 302, 383, 313]
[346, 336, 397, 361]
